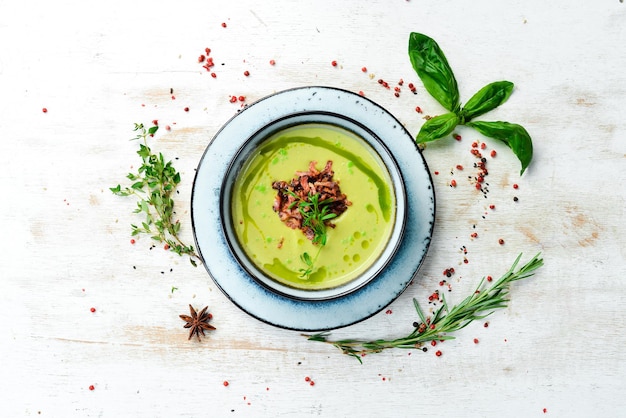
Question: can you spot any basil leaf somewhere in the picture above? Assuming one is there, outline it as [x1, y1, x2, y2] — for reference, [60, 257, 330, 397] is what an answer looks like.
[461, 81, 514, 122]
[467, 121, 533, 175]
[408, 33, 460, 112]
[416, 113, 460, 144]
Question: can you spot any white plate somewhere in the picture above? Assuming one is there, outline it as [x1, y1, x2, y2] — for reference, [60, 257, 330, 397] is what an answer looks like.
[191, 86, 435, 331]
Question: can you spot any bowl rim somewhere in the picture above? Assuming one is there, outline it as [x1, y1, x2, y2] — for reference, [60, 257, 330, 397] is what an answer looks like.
[219, 112, 408, 301]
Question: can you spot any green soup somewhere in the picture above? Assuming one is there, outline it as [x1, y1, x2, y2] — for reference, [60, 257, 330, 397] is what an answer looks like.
[231, 123, 396, 290]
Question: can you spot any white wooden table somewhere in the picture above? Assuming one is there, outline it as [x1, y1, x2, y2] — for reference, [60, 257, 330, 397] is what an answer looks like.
[1, 1, 625, 416]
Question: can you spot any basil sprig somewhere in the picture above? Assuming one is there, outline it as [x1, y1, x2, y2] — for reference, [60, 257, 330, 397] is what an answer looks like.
[409, 33, 534, 175]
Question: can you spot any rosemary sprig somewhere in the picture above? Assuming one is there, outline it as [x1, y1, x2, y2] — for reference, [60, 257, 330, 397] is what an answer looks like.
[110, 123, 200, 266]
[304, 253, 543, 363]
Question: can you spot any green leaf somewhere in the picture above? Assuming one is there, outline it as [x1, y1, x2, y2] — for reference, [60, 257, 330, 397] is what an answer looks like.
[131, 181, 144, 190]
[413, 298, 428, 325]
[110, 185, 121, 194]
[461, 81, 514, 122]
[408, 33, 460, 112]
[137, 144, 151, 159]
[148, 126, 159, 136]
[415, 112, 460, 144]
[466, 121, 534, 175]
[301, 252, 313, 267]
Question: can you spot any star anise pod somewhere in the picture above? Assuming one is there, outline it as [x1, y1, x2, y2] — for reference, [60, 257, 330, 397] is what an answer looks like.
[179, 304, 216, 341]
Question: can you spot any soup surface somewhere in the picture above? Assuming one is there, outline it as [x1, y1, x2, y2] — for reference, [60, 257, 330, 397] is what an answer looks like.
[231, 123, 395, 290]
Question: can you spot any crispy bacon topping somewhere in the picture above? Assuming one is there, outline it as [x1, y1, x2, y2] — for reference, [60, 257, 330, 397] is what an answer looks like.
[271, 161, 351, 241]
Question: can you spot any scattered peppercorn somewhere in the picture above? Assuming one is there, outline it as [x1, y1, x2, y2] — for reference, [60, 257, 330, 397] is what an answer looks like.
[269, 59, 276, 65]
[89, 385, 95, 391]
[90, 307, 96, 313]
[474, 338, 479, 344]
[184, 107, 189, 112]
[42, 108, 48, 113]
[513, 196, 519, 202]
[221, 22, 227, 28]
[361, 66, 367, 72]
[243, 70, 250, 76]
[499, 238, 505, 245]
[490, 150, 497, 157]
[331, 60, 337, 67]
[435, 350, 442, 357]
[513, 183, 519, 189]
[223, 381, 229, 387]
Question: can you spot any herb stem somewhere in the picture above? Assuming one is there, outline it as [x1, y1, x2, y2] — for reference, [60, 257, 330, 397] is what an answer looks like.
[111, 123, 200, 266]
[303, 253, 543, 363]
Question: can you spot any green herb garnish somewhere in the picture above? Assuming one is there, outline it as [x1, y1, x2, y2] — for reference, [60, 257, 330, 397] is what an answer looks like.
[110, 123, 200, 266]
[287, 191, 337, 279]
[304, 253, 543, 363]
[409, 33, 534, 175]
[296, 192, 337, 246]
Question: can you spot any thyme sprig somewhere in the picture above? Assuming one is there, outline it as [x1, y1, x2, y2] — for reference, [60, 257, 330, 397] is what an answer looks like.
[110, 123, 200, 266]
[304, 253, 543, 363]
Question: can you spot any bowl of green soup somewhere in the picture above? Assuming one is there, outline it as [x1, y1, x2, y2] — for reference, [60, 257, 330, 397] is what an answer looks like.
[192, 86, 434, 330]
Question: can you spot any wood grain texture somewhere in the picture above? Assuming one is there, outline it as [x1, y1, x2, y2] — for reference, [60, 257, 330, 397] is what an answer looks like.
[1, 0, 625, 416]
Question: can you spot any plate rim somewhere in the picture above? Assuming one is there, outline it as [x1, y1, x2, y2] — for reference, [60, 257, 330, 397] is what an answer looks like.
[191, 85, 435, 331]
